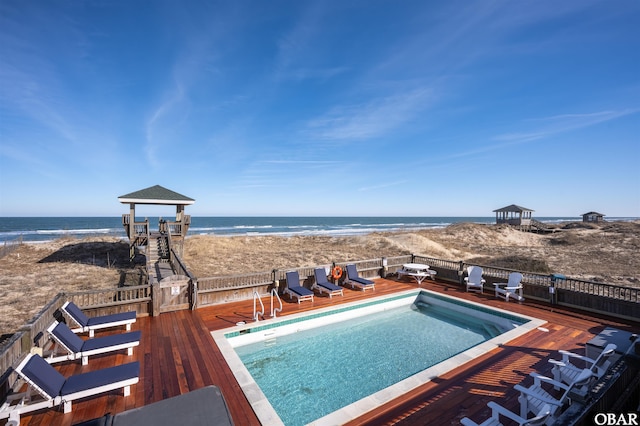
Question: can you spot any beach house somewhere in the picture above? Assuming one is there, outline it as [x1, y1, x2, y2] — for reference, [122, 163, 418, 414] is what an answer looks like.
[582, 211, 606, 223]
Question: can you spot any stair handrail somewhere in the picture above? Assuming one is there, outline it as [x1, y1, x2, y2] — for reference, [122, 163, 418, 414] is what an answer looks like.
[270, 288, 282, 318]
[253, 291, 264, 322]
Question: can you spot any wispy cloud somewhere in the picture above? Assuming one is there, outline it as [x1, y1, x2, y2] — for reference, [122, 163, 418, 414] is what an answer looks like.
[358, 180, 407, 192]
[493, 109, 639, 144]
[144, 83, 187, 167]
[305, 87, 434, 141]
[262, 160, 341, 166]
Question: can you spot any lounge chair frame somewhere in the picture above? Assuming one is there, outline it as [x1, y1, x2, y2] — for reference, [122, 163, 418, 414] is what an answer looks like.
[312, 268, 344, 298]
[45, 321, 140, 365]
[344, 264, 375, 291]
[0, 354, 138, 423]
[284, 271, 314, 303]
[61, 301, 136, 337]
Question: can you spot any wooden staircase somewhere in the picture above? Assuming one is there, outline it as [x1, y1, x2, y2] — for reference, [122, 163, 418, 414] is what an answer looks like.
[529, 219, 556, 233]
[148, 233, 174, 281]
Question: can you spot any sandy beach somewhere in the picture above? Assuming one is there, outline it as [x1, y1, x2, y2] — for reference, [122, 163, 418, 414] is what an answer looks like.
[1, 220, 639, 336]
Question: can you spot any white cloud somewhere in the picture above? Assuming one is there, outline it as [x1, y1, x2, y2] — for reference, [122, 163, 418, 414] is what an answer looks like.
[494, 109, 639, 144]
[306, 87, 434, 141]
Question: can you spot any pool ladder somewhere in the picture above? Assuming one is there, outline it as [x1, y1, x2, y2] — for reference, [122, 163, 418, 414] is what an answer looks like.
[270, 288, 283, 318]
[253, 292, 264, 322]
[252, 289, 283, 322]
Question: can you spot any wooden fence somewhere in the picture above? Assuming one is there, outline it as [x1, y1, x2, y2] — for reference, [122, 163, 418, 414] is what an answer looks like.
[195, 253, 640, 323]
[0, 236, 22, 259]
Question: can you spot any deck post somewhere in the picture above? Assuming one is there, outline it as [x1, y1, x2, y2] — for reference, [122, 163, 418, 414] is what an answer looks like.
[151, 277, 161, 316]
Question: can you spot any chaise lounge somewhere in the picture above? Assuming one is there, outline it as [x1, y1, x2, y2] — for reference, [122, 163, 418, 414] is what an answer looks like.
[0, 353, 139, 424]
[61, 301, 137, 338]
[344, 264, 375, 291]
[312, 268, 343, 298]
[46, 320, 141, 365]
[284, 271, 315, 303]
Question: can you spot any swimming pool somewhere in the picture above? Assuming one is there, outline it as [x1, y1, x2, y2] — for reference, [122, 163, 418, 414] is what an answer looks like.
[212, 289, 544, 426]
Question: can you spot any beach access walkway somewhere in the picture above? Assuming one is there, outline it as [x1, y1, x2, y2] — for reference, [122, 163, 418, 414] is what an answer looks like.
[16, 278, 640, 426]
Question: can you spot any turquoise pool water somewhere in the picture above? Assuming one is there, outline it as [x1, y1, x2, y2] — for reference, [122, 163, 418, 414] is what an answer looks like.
[233, 296, 524, 426]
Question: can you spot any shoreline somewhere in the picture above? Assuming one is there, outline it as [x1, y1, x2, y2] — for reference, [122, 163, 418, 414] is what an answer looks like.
[4, 217, 639, 244]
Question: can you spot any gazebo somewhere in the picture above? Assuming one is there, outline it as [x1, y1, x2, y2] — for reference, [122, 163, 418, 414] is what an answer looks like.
[582, 211, 605, 223]
[118, 185, 195, 259]
[493, 204, 534, 229]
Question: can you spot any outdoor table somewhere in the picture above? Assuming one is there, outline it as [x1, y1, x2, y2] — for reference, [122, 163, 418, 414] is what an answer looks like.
[398, 263, 437, 286]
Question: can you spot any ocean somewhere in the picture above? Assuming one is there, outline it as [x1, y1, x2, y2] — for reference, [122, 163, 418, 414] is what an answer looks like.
[1, 216, 627, 244]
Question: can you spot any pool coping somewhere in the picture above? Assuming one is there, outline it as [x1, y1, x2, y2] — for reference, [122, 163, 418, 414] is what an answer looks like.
[211, 289, 546, 426]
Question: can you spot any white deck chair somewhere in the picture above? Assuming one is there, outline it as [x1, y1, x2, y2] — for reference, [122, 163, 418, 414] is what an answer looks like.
[493, 272, 524, 302]
[461, 401, 552, 426]
[549, 343, 616, 397]
[0, 353, 138, 423]
[46, 321, 140, 365]
[515, 368, 592, 425]
[61, 301, 136, 337]
[465, 266, 486, 293]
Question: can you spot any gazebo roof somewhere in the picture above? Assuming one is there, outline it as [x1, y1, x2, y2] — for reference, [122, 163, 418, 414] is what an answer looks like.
[118, 185, 195, 205]
[493, 204, 534, 213]
[582, 211, 605, 216]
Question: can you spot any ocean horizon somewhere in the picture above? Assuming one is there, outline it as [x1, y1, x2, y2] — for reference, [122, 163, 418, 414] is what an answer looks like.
[3, 216, 638, 244]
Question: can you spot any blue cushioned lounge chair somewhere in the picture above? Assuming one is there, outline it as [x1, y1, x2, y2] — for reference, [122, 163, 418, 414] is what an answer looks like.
[284, 271, 314, 303]
[1, 353, 138, 423]
[344, 264, 375, 291]
[312, 267, 343, 298]
[61, 301, 136, 337]
[46, 320, 141, 365]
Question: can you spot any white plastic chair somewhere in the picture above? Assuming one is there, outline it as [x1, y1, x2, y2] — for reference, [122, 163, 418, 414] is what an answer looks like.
[461, 401, 552, 426]
[465, 266, 485, 293]
[549, 343, 616, 397]
[515, 369, 592, 425]
[493, 272, 524, 302]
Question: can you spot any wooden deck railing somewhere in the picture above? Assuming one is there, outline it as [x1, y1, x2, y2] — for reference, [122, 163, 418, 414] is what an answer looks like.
[194, 253, 640, 323]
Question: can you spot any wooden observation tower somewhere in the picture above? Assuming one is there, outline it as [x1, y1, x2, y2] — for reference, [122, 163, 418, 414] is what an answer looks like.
[118, 185, 195, 261]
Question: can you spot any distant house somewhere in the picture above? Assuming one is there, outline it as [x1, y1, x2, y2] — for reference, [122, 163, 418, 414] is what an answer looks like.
[582, 211, 605, 223]
[493, 204, 534, 228]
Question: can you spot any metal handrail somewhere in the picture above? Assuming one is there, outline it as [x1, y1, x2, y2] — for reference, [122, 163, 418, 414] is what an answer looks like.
[270, 288, 282, 318]
[253, 291, 264, 322]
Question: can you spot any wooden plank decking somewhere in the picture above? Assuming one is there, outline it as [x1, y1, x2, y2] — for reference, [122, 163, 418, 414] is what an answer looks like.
[17, 278, 640, 426]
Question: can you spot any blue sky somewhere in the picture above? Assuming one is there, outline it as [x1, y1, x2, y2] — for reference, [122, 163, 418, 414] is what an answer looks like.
[1, 1, 639, 218]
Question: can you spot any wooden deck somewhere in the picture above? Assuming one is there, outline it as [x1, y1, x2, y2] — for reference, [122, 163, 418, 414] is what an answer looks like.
[17, 278, 640, 426]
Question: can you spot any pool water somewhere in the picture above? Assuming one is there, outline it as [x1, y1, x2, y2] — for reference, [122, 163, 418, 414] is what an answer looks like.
[235, 301, 505, 426]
